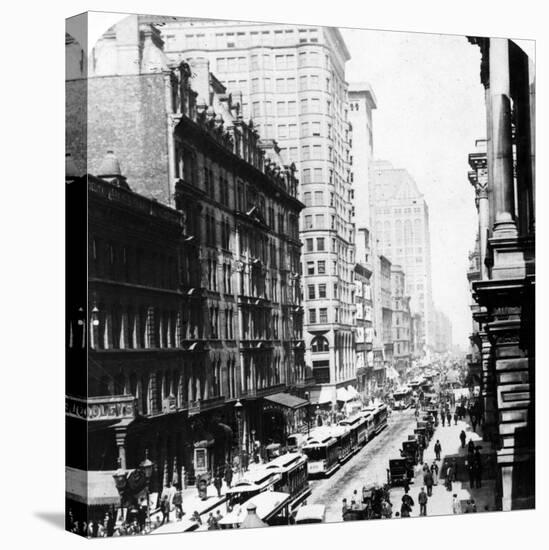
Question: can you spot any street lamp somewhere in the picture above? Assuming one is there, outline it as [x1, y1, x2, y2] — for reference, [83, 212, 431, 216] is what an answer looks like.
[140, 449, 154, 530]
[112, 458, 127, 523]
[304, 392, 311, 436]
[234, 400, 243, 476]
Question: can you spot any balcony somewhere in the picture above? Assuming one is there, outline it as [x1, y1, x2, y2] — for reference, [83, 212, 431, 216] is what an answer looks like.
[66, 395, 136, 422]
[188, 395, 226, 416]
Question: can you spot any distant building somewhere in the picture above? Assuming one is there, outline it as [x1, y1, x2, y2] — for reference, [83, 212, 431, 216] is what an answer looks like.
[354, 262, 373, 397]
[432, 309, 452, 354]
[391, 265, 412, 376]
[369, 160, 434, 352]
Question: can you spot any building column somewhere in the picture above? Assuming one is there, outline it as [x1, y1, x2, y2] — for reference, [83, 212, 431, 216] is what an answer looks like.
[478, 331, 497, 446]
[489, 38, 517, 237]
[115, 426, 127, 469]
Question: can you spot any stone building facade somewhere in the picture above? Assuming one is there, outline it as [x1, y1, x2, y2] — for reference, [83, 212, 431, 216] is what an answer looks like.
[391, 266, 412, 377]
[155, 19, 357, 408]
[467, 37, 535, 511]
[66, 15, 307, 490]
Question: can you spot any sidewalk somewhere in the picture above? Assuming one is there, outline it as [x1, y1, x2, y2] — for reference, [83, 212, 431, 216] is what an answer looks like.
[149, 481, 229, 535]
[390, 414, 498, 518]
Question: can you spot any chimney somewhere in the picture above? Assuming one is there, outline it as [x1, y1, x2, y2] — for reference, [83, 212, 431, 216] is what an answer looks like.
[189, 57, 211, 106]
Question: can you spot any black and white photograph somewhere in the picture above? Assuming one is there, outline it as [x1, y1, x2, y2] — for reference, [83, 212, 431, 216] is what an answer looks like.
[63, 9, 536, 538]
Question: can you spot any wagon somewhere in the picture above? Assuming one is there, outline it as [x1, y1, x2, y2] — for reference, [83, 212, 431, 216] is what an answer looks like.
[387, 458, 414, 486]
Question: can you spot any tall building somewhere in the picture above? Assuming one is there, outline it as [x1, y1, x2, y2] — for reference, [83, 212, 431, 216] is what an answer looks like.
[369, 160, 434, 353]
[354, 262, 373, 397]
[432, 309, 452, 354]
[391, 265, 412, 376]
[66, 15, 308, 494]
[158, 19, 357, 408]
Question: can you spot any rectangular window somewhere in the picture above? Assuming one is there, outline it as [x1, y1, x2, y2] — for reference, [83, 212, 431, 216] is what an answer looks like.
[311, 98, 320, 112]
[313, 145, 322, 159]
[252, 102, 260, 117]
[277, 125, 288, 139]
[314, 191, 323, 205]
[319, 308, 328, 323]
[316, 237, 325, 251]
[277, 101, 286, 116]
[289, 147, 298, 161]
[313, 168, 323, 182]
[318, 284, 327, 298]
[317, 260, 326, 274]
[251, 78, 260, 92]
[303, 192, 312, 206]
[301, 122, 309, 137]
[300, 99, 308, 114]
[302, 169, 311, 184]
[308, 285, 315, 299]
[310, 75, 319, 88]
[288, 124, 297, 138]
[276, 78, 285, 93]
[299, 75, 307, 90]
[312, 121, 321, 136]
[307, 261, 315, 275]
[287, 101, 296, 116]
[287, 78, 296, 91]
[309, 309, 317, 324]
[306, 237, 313, 251]
[265, 101, 273, 115]
[305, 215, 313, 229]
[302, 145, 310, 160]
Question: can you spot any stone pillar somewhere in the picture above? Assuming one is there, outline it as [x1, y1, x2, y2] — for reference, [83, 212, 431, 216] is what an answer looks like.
[489, 38, 517, 237]
[478, 331, 497, 445]
[115, 426, 127, 469]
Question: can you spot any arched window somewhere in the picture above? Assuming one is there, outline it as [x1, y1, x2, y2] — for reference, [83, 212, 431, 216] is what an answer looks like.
[311, 335, 329, 352]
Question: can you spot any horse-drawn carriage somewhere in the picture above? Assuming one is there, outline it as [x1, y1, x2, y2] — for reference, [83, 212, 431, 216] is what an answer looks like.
[401, 438, 420, 465]
[387, 458, 414, 487]
[342, 484, 392, 521]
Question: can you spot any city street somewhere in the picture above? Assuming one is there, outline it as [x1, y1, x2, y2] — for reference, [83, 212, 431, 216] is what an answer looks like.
[309, 409, 416, 522]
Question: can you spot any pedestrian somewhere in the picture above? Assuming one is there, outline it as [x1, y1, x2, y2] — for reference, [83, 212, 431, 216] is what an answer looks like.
[402, 491, 415, 516]
[452, 494, 461, 514]
[418, 487, 428, 516]
[424, 469, 434, 497]
[471, 415, 478, 432]
[446, 411, 452, 426]
[341, 498, 349, 517]
[224, 462, 233, 488]
[191, 510, 202, 525]
[422, 462, 430, 475]
[207, 512, 217, 530]
[215, 510, 223, 524]
[213, 473, 223, 498]
[441, 412, 445, 427]
[468, 439, 475, 456]
[434, 439, 442, 460]
[459, 430, 467, 448]
[445, 464, 453, 491]
[173, 489, 184, 519]
[454, 411, 458, 425]
[451, 458, 458, 481]
[473, 450, 483, 488]
[160, 495, 170, 525]
[431, 461, 439, 485]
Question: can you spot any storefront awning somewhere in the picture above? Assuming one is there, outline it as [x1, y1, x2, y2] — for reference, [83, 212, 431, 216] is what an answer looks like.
[263, 392, 308, 410]
[346, 385, 360, 399]
[336, 387, 352, 402]
[313, 386, 333, 405]
[66, 467, 121, 507]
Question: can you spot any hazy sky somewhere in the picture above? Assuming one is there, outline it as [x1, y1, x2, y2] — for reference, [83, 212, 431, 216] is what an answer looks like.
[341, 27, 486, 348]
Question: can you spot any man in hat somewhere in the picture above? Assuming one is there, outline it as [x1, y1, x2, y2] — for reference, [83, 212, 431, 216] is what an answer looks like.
[418, 487, 428, 516]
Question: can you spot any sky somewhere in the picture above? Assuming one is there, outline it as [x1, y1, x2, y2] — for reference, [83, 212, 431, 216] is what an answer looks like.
[341, 27, 486, 349]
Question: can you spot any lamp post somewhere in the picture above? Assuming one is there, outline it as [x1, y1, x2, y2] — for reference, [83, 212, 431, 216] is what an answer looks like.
[112, 458, 127, 524]
[304, 392, 311, 436]
[234, 400, 243, 477]
[140, 449, 154, 530]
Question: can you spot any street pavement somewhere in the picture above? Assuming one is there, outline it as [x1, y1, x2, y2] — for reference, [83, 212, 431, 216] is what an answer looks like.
[308, 408, 417, 522]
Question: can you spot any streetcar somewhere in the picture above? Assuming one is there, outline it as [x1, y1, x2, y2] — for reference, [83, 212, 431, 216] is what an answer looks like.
[264, 452, 311, 509]
[361, 404, 388, 435]
[393, 388, 412, 410]
[302, 429, 339, 477]
[224, 467, 282, 511]
[338, 414, 368, 452]
[218, 491, 292, 528]
[325, 425, 353, 463]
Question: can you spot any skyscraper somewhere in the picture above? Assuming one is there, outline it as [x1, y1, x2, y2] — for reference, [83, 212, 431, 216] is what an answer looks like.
[159, 19, 356, 407]
[369, 160, 434, 353]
